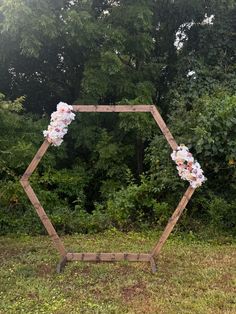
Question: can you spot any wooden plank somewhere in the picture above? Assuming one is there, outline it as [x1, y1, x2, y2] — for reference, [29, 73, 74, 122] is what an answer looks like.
[72, 105, 153, 112]
[151, 186, 195, 257]
[150, 107, 178, 151]
[20, 181, 66, 257]
[66, 252, 151, 262]
[20, 139, 50, 181]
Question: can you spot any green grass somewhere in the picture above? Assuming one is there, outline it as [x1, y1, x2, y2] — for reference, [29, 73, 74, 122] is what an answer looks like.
[0, 229, 235, 314]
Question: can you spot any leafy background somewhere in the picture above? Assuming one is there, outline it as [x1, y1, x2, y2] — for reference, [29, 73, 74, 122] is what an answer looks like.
[0, 0, 235, 235]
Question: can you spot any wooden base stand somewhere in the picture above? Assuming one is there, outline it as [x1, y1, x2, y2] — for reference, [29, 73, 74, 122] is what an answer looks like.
[56, 252, 157, 273]
[57, 256, 68, 273]
[20, 104, 196, 274]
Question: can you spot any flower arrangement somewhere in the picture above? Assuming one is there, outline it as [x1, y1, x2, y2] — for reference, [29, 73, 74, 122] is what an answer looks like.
[43, 102, 75, 146]
[171, 144, 206, 189]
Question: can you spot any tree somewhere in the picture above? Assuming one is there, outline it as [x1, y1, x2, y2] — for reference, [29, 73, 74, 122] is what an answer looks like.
[0, 0, 100, 112]
[0, 0, 235, 234]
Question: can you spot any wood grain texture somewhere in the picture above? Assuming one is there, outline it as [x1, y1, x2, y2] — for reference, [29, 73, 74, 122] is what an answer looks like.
[20, 140, 50, 181]
[20, 139, 66, 257]
[150, 107, 178, 151]
[66, 252, 151, 262]
[72, 105, 153, 112]
[20, 181, 66, 256]
[151, 186, 195, 257]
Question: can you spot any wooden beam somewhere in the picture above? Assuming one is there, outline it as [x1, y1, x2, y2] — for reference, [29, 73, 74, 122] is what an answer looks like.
[66, 252, 151, 262]
[150, 107, 178, 151]
[20, 181, 66, 256]
[72, 105, 153, 112]
[151, 186, 195, 257]
[20, 140, 50, 181]
[20, 139, 67, 257]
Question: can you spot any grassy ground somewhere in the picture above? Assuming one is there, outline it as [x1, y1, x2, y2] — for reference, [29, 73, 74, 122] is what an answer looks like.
[0, 229, 235, 314]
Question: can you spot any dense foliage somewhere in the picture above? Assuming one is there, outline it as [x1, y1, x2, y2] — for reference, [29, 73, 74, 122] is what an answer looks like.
[0, 0, 235, 235]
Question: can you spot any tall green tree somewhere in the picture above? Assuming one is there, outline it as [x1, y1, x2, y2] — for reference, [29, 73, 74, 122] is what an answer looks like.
[0, 0, 100, 112]
[0, 0, 235, 234]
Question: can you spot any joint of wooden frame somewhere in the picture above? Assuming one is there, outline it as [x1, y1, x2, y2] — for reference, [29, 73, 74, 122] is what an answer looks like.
[56, 256, 68, 273]
[150, 257, 157, 273]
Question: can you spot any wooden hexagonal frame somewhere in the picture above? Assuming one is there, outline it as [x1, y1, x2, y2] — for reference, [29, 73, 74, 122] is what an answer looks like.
[20, 105, 195, 273]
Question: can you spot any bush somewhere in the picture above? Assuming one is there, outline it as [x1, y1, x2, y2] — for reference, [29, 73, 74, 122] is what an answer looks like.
[207, 196, 236, 235]
[0, 92, 235, 235]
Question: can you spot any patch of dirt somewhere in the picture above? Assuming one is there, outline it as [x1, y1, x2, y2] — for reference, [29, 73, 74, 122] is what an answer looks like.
[202, 251, 236, 268]
[37, 263, 53, 277]
[127, 302, 162, 314]
[214, 273, 236, 293]
[121, 281, 149, 302]
[90, 287, 102, 298]
[114, 264, 135, 276]
[27, 292, 39, 300]
[0, 248, 22, 260]
[70, 265, 91, 276]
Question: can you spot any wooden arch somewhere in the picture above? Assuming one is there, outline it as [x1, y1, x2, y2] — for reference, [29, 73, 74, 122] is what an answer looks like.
[20, 105, 195, 273]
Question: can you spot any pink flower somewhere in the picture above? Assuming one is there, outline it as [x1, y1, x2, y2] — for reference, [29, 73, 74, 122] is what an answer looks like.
[171, 145, 206, 188]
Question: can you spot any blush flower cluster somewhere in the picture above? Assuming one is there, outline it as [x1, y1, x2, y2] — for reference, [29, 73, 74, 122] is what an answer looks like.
[171, 144, 206, 189]
[43, 102, 75, 146]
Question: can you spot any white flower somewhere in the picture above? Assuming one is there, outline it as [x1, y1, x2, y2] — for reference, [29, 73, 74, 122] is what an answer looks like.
[171, 151, 176, 160]
[174, 21, 194, 51]
[176, 150, 188, 160]
[202, 14, 214, 25]
[171, 145, 206, 188]
[174, 14, 214, 51]
[187, 70, 196, 79]
[43, 102, 75, 146]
